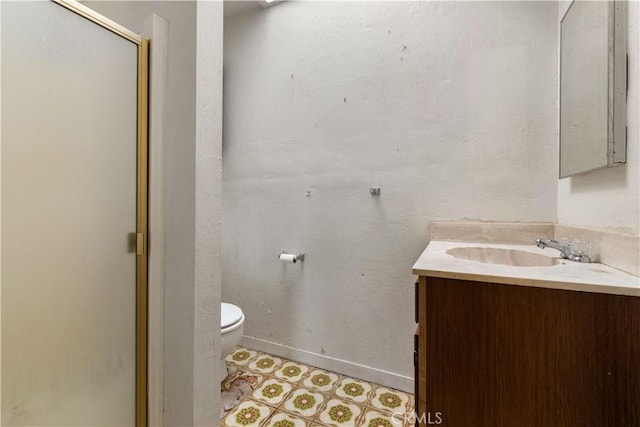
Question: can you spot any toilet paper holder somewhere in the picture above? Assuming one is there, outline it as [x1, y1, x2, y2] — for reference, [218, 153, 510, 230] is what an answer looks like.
[279, 251, 305, 263]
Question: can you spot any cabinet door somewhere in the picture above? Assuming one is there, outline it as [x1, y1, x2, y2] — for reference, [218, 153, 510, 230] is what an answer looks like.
[414, 325, 419, 427]
[416, 276, 428, 427]
[422, 276, 640, 426]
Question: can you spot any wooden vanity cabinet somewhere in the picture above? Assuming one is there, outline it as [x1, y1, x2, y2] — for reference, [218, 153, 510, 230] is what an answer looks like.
[414, 275, 640, 427]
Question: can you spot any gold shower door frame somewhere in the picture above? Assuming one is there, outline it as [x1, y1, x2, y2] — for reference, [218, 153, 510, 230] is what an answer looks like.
[50, 1, 149, 425]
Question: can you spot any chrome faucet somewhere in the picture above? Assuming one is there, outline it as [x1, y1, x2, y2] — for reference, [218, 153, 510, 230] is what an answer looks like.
[535, 239, 591, 263]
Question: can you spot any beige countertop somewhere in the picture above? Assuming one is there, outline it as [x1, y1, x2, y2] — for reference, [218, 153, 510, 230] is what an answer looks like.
[413, 241, 640, 297]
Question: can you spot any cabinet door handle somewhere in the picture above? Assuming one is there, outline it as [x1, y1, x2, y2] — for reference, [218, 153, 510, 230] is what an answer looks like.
[415, 281, 419, 324]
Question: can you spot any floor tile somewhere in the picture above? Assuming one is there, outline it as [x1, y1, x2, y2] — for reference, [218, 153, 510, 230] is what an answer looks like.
[220, 346, 414, 424]
[406, 394, 415, 414]
[251, 378, 293, 407]
[221, 400, 273, 427]
[302, 368, 340, 393]
[274, 361, 311, 384]
[315, 398, 363, 426]
[333, 377, 373, 405]
[262, 411, 312, 427]
[281, 387, 326, 419]
[359, 408, 404, 427]
[368, 387, 411, 415]
[248, 355, 284, 375]
[226, 347, 259, 366]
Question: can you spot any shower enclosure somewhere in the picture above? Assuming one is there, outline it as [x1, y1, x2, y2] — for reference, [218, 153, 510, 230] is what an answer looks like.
[1, 0, 148, 424]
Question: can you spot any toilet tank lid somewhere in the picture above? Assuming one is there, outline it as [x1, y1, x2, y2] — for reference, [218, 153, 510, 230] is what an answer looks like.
[221, 303, 243, 328]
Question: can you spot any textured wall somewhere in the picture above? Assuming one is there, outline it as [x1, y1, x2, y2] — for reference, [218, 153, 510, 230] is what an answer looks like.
[193, 1, 223, 424]
[223, 1, 558, 381]
[557, 1, 640, 234]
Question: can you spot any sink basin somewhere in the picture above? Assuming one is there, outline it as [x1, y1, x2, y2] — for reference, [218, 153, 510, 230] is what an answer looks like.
[446, 247, 560, 267]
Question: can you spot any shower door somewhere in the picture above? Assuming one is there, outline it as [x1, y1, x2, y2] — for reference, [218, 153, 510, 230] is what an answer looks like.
[1, 0, 148, 425]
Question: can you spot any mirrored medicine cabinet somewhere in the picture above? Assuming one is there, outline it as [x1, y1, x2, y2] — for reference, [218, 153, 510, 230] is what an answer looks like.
[560, 0, 628, 178]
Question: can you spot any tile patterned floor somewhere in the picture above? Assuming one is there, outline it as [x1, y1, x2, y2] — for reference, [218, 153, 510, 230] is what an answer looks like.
[222, 347, 414, 427]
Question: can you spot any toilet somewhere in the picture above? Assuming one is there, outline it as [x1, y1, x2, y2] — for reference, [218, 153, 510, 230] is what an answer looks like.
[220, 302, 245, 380]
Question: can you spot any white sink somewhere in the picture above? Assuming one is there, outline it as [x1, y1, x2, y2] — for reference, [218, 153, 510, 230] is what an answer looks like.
[446, 246, 560, 267]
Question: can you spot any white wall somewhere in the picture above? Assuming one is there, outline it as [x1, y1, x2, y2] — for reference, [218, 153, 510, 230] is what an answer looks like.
[193, 1, 223, 424]
[223, 1, 558, 384]
[557, 1, 640, 235]
[143, 13, 169, 427]
[85, 2, 223, 425]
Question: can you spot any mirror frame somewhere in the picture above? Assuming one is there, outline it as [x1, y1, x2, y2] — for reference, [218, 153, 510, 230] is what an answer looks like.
[559, 0, 628, 178]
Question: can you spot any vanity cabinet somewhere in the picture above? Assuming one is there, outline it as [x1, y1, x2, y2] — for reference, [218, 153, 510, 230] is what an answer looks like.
[414, 275, 640, 427]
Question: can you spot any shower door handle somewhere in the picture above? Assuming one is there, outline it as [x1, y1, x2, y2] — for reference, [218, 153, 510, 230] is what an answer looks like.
[127, 232, 145, 255]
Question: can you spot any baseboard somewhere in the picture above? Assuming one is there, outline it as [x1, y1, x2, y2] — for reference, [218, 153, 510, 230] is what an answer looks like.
[241, 336, 414, 393]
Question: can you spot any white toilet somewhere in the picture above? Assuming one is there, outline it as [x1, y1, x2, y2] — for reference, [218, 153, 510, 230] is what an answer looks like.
[220, 302, 245, 380]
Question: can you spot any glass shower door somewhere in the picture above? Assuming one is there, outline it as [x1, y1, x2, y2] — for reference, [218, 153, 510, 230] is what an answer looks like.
[1, 1, 146, 425]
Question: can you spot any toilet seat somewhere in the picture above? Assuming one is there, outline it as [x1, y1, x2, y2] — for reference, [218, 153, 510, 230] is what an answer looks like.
[221, 302, 244, 334]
